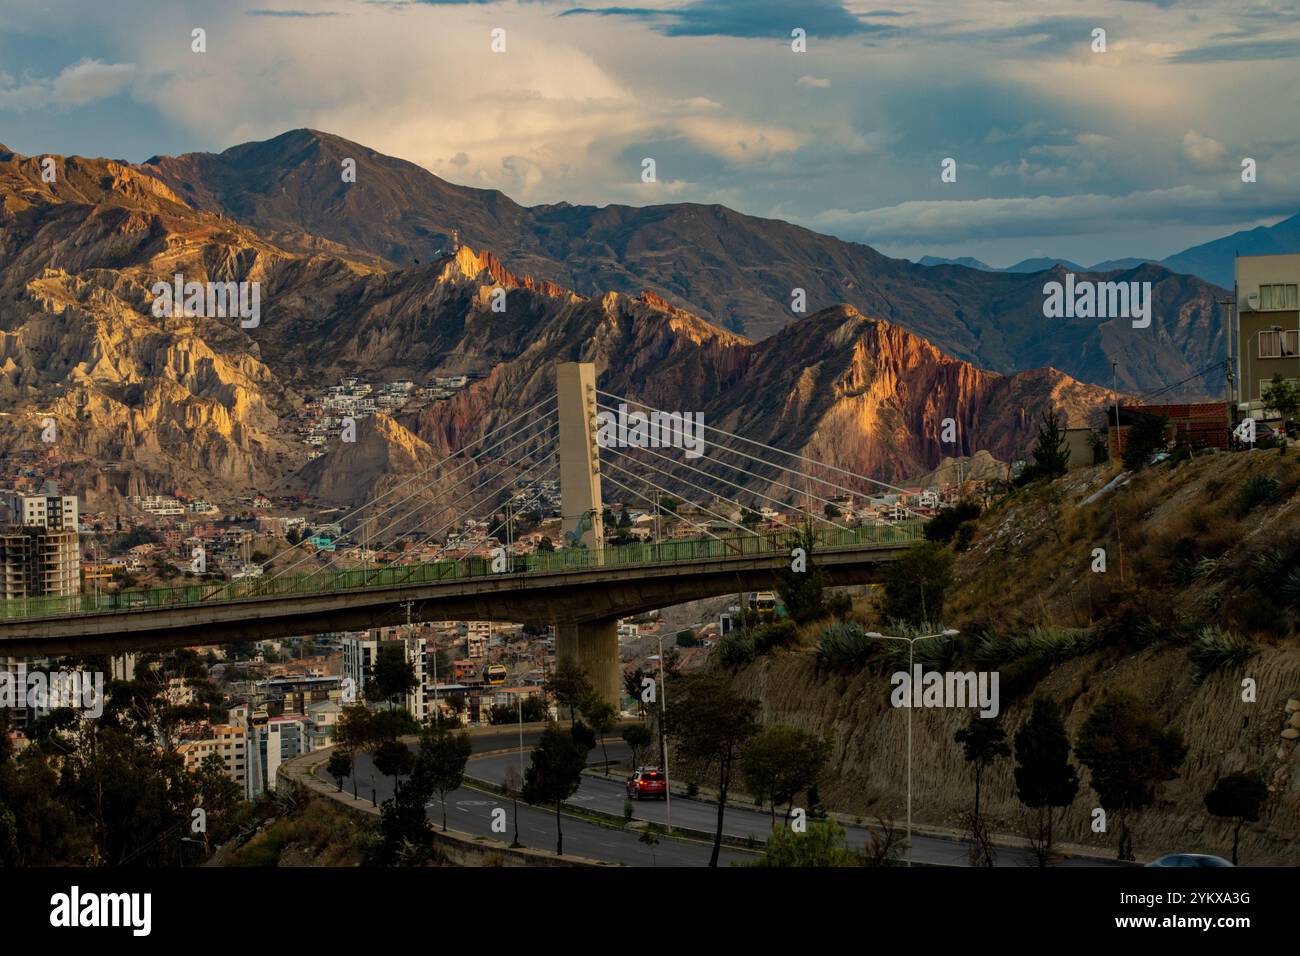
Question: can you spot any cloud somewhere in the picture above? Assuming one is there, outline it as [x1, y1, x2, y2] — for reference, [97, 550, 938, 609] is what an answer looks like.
[797, 75, 831, 88]
[247, 8, 343, 16]
[0, 59, 135, 110]
[1181, 130, 1228, 172]
[1168, 39, 1300, 62]
[804, 185, 1297, 246]
[561, 0, 899, 39]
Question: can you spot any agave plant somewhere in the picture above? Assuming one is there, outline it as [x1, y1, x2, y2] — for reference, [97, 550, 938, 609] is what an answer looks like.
[1189, 626, 1258, 682]
[815, 622, 874, 672]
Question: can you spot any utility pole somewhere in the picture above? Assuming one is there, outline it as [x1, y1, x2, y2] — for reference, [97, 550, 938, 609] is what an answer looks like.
[653, 489, 660, 550]
[1220, 296, 1237, 431]
[658, 632, 671, 834]
[1111, 360, 1122, 464]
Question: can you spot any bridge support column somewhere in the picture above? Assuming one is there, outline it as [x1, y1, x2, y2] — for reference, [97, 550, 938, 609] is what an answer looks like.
[556, 362, 604, 552]
[556, 619, 620, 710]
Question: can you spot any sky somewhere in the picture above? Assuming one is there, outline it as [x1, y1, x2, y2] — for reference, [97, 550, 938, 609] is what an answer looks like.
[1, 0, 1298, 266]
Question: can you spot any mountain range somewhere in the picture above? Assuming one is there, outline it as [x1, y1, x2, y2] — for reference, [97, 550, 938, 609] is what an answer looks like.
[0, 136, 1120, 510]
[139, 130, 1232, 397]
[918, 211, 1300, 289]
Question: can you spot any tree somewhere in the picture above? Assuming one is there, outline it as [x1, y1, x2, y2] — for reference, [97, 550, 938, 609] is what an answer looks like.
[580, 693, 618, 775]
[420, 724, 473, 831]
[372, 739, 416, 794]
[622, 724, 653, 770]
[954, 715, 1011, 822]
[741, 726, 831, 824]
[570, 718, 596, 755]
[775, 523, 830, 624]
[1075, 691, 1188, 861]
[366, 643, 417, 709]
[924, 501, 981, 544]
[503, 765, 523, 847]
[1027, 405, 1071, 481]
[488, 696, 548, 725]
[334, 704, 376, 757]
[522, 723, 589, 856]
[1122, 413, 1169, 471]
[545, 658, 594, 725]
[370, 707, 420, 743]
[623, 667, 647, 717]
[378, 766, 434, 865]
[326, 748, 353, 793]
[752, 820, 861, 867]
[635, 821, 664, 865]
[878, 540, 955, 626]
[670, 673, 761, 866]
[1204, 771, 1268, 865]
[741, 507, 763, 530]
[1263, 372, 1300, 426]
[675, 628, 697, 647]
[1013, 696, 1079, 866]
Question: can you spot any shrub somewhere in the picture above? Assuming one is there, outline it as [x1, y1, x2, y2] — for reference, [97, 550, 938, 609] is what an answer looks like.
[718, 631, 756, 669]
[974, 626, 1099, 667]
[953, 520, 978, 552]
[753, 619, 799, 654]
[925, 502, 981, 543]
[1122, 413, 1169, 470]
[1189, 626, 1258, 682]
[815, 622, 876, 672]
[878, 623, 963, 670]
[1233, 475, 1279, 516]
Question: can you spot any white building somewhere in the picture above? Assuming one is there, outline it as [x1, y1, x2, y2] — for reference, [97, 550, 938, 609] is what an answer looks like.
[18, 492, 79, 531]
[342, 631, 428, 720]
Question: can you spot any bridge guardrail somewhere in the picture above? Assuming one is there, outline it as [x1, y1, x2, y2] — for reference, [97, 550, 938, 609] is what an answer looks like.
[0, 520, 924, 623]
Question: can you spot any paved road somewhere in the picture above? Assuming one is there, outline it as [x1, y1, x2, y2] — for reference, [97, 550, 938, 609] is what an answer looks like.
[469, 741, 1128, 868]
[319, 731, 754, 867]
[323, 730, 1126, 867]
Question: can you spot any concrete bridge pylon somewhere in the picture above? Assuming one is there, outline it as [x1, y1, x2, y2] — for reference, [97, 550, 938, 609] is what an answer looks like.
[554, 362, 620, 707]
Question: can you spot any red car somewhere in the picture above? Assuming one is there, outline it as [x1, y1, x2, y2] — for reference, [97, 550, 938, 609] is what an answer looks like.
[626, 767, 667, 800]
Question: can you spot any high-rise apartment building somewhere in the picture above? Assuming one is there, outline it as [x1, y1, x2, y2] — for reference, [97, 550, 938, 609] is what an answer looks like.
[0, 527, 80, 599]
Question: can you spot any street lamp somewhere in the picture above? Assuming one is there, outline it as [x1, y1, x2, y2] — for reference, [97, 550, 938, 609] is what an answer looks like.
[863, 627, 960, 867]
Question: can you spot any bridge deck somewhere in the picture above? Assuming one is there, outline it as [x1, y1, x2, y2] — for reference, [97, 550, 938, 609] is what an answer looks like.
[0, 522, 922, 652]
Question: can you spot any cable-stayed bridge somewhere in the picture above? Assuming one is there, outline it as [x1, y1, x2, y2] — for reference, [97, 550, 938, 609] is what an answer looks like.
[0, 363, 929, 705]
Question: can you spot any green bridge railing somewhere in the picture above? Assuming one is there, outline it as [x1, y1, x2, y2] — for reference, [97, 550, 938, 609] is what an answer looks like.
[0, 519, 924, 623]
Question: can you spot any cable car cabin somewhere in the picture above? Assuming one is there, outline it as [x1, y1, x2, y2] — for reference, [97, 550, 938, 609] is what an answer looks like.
[485, 664, 508, 686]
[747, 591, 778, 620]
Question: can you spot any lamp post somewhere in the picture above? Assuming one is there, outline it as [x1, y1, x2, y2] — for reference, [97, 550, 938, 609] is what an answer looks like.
[658, 632, 671, 834]
[864, 627, 960, 867]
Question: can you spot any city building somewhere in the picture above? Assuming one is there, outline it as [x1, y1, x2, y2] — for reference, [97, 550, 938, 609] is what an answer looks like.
[1234, 253, 1300, 415]
[0, 527, 80, 599]
[250, 715, 309, 798]
[178, 724, 249, 795]
[341, 631, 428, 720]
[16, 489, 79, 531]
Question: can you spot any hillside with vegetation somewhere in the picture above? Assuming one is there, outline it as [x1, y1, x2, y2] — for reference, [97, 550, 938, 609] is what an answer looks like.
[706, 444, 1300, 864]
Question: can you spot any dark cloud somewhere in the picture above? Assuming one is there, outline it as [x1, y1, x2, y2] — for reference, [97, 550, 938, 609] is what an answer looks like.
[561, 0, 899, 40]
[1168, 39, 1300, 62]
[247, 8, 342, 15]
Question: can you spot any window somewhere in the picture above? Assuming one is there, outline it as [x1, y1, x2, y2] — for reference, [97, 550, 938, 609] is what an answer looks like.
[1258, 330, 1299, 358]
[1259, 284, 1299, 310]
